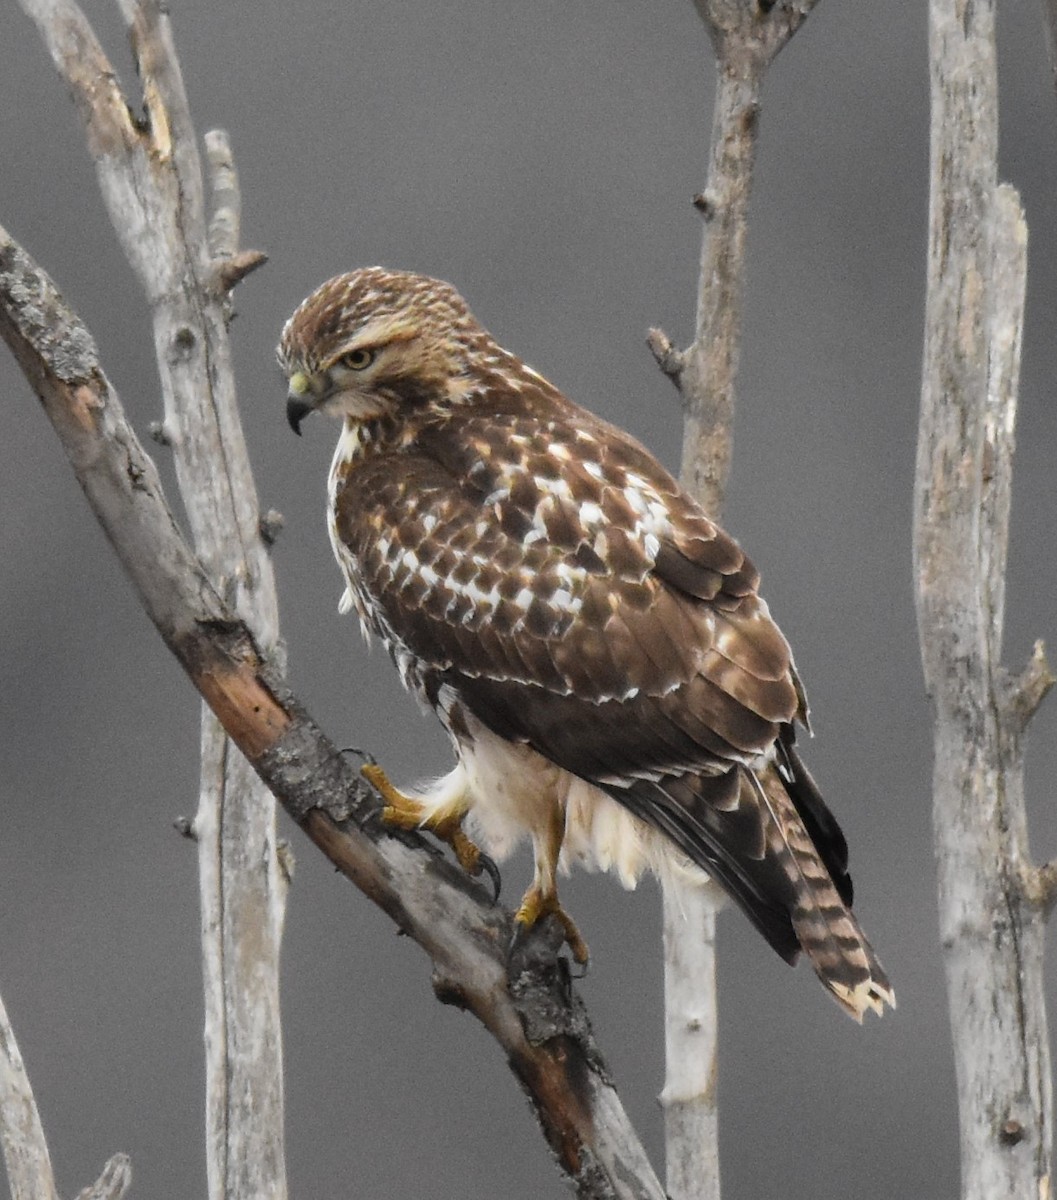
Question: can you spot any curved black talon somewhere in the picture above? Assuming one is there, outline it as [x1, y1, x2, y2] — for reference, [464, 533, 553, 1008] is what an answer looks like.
[476, 851, 502, 905]
[339, 745, 378, 768]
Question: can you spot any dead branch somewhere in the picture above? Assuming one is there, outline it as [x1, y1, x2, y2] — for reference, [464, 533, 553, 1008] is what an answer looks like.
[651, 4, 820, 1196]
[74, 1154, 132, 1200]
[0, 989, 60, 1200]
[0, 225, 664, 1200]
[14, 2, 288, 1195]
[916, 4, 1053, 1197]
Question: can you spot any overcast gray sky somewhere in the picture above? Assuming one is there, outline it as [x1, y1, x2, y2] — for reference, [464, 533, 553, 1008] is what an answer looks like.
[2, 2, 1056, 1198]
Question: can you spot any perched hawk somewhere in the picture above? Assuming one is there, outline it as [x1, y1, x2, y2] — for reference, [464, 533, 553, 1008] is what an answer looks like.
[279, 267, 893, 1020]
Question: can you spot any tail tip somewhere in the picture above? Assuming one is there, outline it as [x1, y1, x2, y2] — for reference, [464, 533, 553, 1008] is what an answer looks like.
[828, 976, 897, 1022]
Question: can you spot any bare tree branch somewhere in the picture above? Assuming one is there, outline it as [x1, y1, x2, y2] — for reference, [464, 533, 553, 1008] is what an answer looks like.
[650, 4, 820, 1195]
[74, 1154, 132, 1200]
[650, 0, 820, 514]
[14, 2, 287, 1196]
[0, 225, 665, 1200]
[0, 988, 60, 1200]
[0, 979, 131, 1200]
[917, 3, 1053, 1196]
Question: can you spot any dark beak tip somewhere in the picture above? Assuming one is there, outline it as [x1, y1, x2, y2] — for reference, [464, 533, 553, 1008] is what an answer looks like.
[286, 396, 312, 436]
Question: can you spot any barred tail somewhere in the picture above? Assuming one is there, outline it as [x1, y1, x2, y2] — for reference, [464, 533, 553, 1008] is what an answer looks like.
[752, 763, 894, 1021]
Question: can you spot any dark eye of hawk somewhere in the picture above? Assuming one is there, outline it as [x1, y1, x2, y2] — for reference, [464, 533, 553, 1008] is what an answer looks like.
[339, 348, 376, 370]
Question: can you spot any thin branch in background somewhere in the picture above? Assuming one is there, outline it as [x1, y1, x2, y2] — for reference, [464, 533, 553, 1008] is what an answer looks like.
[16, 1, 287, 1196]
[1041, 0, 1057, 100]
[0, 982, 130, 1200]
[0, 214, 666, 1199]
[0, 989, 60, 1200]
[916, 3, 1054, 1197]
[648, 3, 819, 1196]
[74, 1154, 132, 1200]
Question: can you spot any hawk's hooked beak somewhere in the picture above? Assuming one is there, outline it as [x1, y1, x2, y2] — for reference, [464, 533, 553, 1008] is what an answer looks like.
[286, 371, 318, 436]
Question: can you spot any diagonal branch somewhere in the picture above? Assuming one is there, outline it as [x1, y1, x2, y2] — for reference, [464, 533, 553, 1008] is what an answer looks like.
[0, 226, 665, 1200]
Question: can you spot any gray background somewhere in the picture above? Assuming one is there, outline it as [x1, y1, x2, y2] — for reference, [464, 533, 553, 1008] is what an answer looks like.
[1, 1, 1055, 1197]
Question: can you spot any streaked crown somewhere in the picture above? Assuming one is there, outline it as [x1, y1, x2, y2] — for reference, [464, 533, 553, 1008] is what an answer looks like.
[277, 267, 488, 377]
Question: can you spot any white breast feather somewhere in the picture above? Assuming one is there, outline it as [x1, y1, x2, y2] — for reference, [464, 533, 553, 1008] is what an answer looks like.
[403, 713, 708, 892]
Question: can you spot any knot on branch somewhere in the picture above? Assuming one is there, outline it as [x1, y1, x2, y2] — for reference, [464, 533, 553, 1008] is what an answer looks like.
[998, 1118, 1025, 1146]
[1005, 639, 1055, 733]
[275, 839, 296, 887]
[173, 815, 197, 840]
[210, 249, 268, 296]
[259, 508, 285, 546]
[1019, 860, 1057, 919]
[646, 327, 686, 387]
[432, 969, 470, 1010]
[692, 191, 718, 220]
[148, 419, 175, 447]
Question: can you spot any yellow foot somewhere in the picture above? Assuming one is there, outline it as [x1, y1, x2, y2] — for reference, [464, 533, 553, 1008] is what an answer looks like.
[361, 762, 500, 900]
[513, 886, 590, 965]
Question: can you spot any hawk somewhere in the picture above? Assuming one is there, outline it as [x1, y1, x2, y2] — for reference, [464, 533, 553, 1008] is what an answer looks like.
[278, 267, 893, 1020]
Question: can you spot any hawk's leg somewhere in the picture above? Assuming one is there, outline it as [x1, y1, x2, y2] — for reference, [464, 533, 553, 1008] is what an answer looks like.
[513, 803, 589, 965]
[361, 762, 500, 899]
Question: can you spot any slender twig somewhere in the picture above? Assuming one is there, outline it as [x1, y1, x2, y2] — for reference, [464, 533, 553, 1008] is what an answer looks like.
[916, 4, 1053, 1197]
[15, 4, 287, 1197]
[0, 225, 665, 1200]
[650, 4, 820, 1195]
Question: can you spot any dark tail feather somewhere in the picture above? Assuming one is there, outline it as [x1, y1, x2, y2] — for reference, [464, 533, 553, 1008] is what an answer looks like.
[607, 757, 894, 1021]
[751, 764, 894, 1020]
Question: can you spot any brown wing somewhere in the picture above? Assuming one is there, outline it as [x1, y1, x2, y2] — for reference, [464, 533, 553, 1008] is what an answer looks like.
[333, 400, 799, 752]
[332, 400, 890, 1015]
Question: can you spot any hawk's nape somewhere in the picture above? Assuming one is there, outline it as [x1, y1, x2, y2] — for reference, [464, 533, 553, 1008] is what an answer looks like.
[277, 266, 894, 1020]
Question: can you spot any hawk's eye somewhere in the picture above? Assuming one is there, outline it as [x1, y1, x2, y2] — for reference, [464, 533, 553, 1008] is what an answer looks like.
[339, 348, 376, 371]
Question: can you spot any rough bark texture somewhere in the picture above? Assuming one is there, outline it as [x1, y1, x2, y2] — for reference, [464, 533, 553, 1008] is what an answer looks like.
[649, 4, 819, 1195]
[0, 225, 665, 1200]
[917, 4, 1055, 1197]
[14, 4, 287, 1197]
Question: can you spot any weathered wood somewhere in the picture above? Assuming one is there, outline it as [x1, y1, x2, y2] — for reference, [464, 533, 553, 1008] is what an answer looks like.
[917, 4, 1054, 1197]
[0, 224, 666, 1200]
[15, 3, 287, 1197]
[74, 1154, 132, 1200]
[0, 989, 60, 1200]
[660, 881, 721, 1200]
[650, 4, 820, 1196]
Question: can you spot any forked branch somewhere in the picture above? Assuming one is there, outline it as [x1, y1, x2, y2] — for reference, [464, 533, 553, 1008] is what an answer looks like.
[0, 226, 664, 1200]
[14, 3, 287, 1195]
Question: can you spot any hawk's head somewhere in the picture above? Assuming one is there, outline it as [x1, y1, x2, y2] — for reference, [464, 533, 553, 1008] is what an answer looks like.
[277, 267, 494, 434]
